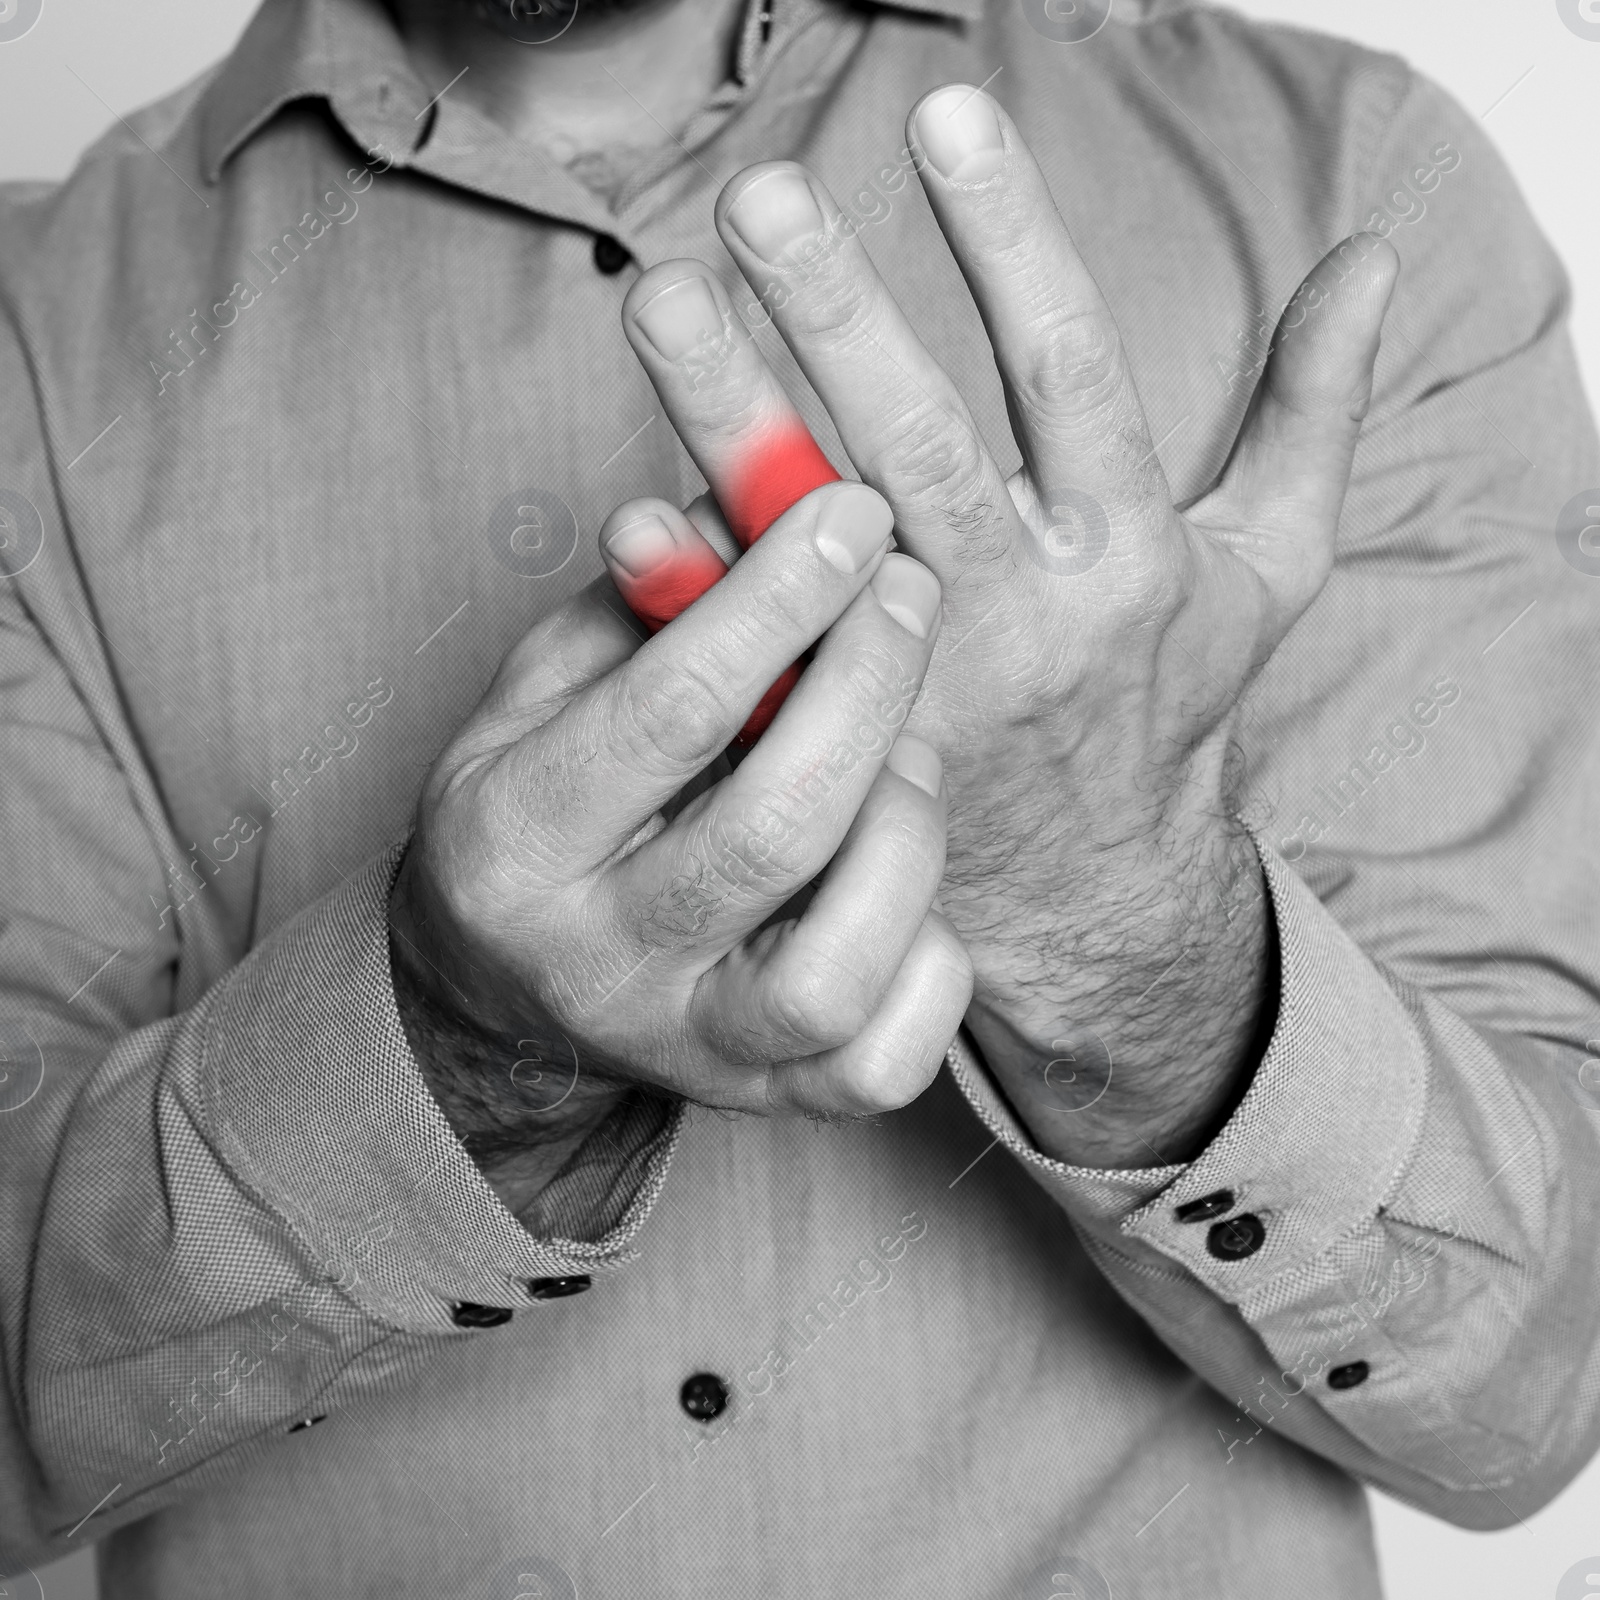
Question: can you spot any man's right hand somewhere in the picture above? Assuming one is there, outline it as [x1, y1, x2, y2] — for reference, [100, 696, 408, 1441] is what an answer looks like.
[388, 478, 972, 1215]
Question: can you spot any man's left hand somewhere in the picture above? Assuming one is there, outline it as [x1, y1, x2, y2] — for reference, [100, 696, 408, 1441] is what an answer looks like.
[619, 84, 1398, 1169]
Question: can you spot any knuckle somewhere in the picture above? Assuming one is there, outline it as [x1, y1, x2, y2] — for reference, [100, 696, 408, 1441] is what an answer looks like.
[837, 640, 919, 733]
[1025, 309, 1124, 415]
[880, 409, 987, 503]
[744, 553, 822, 639]
[837, 1048, 923, 1115]
[637, 852, 723, 943]
[702, 795, 812, 891]
[768, 959, 869, 1053]
[616, 648, 733, 770]
[779, 248, 867, 337]
[1129, 537, 1191, 624]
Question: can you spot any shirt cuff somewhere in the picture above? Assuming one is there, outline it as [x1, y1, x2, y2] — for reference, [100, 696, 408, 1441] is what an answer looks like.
[947, 830, 1431, 1303]
[201, 843, 683, 1334]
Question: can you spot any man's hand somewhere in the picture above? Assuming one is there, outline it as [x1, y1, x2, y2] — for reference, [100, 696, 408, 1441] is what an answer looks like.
[389, 479, 973, 1216]
[617, 85, 1398, 1171]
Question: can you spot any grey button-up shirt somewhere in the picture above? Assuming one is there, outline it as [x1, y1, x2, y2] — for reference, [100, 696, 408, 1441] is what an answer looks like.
[2, 0, 1598, 1595]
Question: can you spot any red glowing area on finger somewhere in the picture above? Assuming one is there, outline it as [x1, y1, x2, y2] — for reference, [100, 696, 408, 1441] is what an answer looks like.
[610, 417, 838, 746]
[724, 419, 841, 548]
[734, 660, 804, 747]
[608, 544, 798, 745]
[613, 545, 728, 634]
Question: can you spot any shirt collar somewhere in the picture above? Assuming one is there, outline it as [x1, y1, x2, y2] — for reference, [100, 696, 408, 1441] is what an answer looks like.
[198, 0, 983, 184]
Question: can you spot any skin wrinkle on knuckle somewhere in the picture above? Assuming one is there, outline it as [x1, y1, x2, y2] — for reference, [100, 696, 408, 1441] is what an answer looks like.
[700, 795, 813, 892]
[765, 957, 866, 1053]
[871, 408, 990, 527]
[835, 639, 921, 736]
[741, 553, 825, 640]
[762, 233, 865, 338]
[837, 1047, 916, 1115]
[779, 224, 900, 339]
[677, 373, 772, 438]
[637, 852, 725, 943]
[1022, 308, 1124, 414]
[616, 648, 736, 771]
[487, 778, 574, 884]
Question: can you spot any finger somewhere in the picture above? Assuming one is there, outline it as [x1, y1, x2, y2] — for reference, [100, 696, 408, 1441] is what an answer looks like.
[767, 908, 973, 1117]
[685, 491, 742, 567]
[524, 479, 896, 861]
[465, 575, 642, 747]
[610, 552, 943, 943]
[1196, 234, 1399, 624]
[599, 495, 802, 746]
[622, 263, 841, 549]
[599, 495, 729, 633]
[709, 170, 1018, 590]
[908, 85, 1169, 521]
[689, 735, 947, 1063]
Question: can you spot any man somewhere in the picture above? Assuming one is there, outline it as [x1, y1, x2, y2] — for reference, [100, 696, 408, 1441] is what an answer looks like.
[1, 0, 1597, 1594]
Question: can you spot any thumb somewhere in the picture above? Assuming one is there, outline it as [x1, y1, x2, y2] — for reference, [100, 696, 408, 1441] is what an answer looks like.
[1197, 233, 1400, 623]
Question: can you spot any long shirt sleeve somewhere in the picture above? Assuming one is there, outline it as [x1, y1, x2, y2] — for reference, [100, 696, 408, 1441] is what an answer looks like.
[0, 295, 677, 1568]
[950, 64, 1600, 1531]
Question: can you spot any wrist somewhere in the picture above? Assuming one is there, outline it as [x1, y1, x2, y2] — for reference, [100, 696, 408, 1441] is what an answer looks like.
[387, 845, 624, 1186]
[961, 818, 1277, 1169]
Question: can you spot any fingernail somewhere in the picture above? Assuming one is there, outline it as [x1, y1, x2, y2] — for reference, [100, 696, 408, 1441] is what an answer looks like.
[603, 512, 677, 577]
[915, 86, 1006, 184]
[724, 168, 826, 265]
[814, 483, 894, 575]
[886, 734, 942, 798]
[871, 553, 941, 639]
[633, 275, 723, 361]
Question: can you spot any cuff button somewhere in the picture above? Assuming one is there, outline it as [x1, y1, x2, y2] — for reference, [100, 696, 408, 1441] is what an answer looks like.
[288, 1414, 326, 1433]
[1328, 1361, 1371, 1391]
[1174, 1189, 1235, 1224]
[527, 1275, 592, 1301]
[451, 1301, 514, 1328]
[1206, 1213, 1266, 1261]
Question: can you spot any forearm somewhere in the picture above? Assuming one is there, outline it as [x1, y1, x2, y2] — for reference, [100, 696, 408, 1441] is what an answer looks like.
[960, 813, 1276, 1170]
[946, 844, 1600, 1524]
[387, 845, 629, 1218]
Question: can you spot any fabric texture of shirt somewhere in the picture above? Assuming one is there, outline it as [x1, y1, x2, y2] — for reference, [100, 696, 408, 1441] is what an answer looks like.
[1, 0, 1598, 1594]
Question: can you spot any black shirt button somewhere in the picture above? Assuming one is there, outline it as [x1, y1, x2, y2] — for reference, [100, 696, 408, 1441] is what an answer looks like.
[1328, 1360, 1371, 1391]
[288, 1414, 326, 1433]
[679, 1372, 729, 1422]
[1174, 1189, 1236, 1224]
[527, 1275, 591, 1301]
[1206, 1213, 1266, 1261]
[593, 234, 631, 275]
[451, 1301, 514, 1328]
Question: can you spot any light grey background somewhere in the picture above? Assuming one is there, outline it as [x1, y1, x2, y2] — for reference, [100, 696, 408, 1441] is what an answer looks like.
[1, 1, 1596, 1597]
